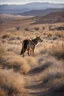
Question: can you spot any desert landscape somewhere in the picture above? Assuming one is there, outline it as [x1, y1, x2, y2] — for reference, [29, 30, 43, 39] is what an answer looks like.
[0, 9, 64, 96]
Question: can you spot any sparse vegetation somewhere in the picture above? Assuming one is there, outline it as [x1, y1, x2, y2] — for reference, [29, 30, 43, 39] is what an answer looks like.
[1, 55, 31, 74]
[0, 14, 64, 96]
[16, 27, 20, 30]
[25, 28, 29, 31]
[42, 26, 45, 30]
[0, 42, 6, 58]
[34, 27, 39, 31]
[54, 26, 64, 31]
[49, 25, 52, 31]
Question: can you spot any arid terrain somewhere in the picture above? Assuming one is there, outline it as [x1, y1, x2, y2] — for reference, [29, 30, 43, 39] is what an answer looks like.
[0, 13, 64, 96]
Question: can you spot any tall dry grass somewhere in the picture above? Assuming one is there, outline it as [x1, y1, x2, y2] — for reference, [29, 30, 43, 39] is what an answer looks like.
[0, 42, 6, 57]
[49, 41, 64, 59]
[0, 69, 25, 95]
[39, 40, 64, 59]
[2, 55, 31, 74]
[25, 56, 37, 68]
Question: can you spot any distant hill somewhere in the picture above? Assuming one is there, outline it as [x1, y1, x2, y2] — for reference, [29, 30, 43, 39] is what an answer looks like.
[34, 12, 64, 24]
[21, 8, 64, 16]
[0, 2, 64, 14]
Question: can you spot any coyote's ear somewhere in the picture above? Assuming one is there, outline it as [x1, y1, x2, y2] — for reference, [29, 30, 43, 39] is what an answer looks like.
[36, 36, 40, 38]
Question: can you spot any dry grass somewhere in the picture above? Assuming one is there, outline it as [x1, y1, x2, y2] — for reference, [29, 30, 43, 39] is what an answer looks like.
[0, 42, 6, 57]
[49, 41, 64, 59]
[2, 32, 14, 39]
[2, 55, 31, 74]
[55, 32, 64, 38]
[25, 56, 37, 68]
[0, 69, 25, 95]
[0, 42, 8, 66]
[39, 40, 64, 59]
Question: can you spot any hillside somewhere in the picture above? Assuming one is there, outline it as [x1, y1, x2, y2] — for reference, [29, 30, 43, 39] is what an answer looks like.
[21, 8, 64, 16]
[34, 12, 64, 24]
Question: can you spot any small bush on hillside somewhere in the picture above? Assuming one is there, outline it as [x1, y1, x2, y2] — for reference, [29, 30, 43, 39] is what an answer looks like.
[16, 27, 20, 30]
[2, 33, 14, 39]
[55, 27, 64, 31]
[25, 28, 29, 31]
[34, 27, 39, 31]
[42, 26, 45, 30]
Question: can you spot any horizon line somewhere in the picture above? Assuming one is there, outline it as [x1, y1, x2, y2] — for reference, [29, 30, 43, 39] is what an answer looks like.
[0, 2, 64, 5]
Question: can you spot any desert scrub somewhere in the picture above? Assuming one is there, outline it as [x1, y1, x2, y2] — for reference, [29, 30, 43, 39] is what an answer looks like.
[0, 42, 6, 57]
[49, 41, 64, 59]
[25, 56, 37, 68]
[2, 32, 19, 41]
[2, 33, 14, 39]
[4, 55, 31, 74]
[25, 28, 29, 31]
[16, 26, 20, 30]
[42, 26, 45, 30]
[0, 69, 25, 95]
[34, 27, 39, 31]
[55, 32, 64, 38]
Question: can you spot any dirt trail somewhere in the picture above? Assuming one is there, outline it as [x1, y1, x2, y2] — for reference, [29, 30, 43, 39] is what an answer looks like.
[24, 56, 51, 96]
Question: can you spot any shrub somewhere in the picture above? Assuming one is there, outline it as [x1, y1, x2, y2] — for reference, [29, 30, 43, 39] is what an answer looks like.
[42, 26, 45, 30]
[34, 27, 39, 31]
[2, 33, 11, 39]
[25, 28, 29, 31]
[49, 41, 64, 59]
[55, 27, 64, 31]
[0, 69, 25, 95]
[16, 27, 20, 30]
[3, 55, 31, 74]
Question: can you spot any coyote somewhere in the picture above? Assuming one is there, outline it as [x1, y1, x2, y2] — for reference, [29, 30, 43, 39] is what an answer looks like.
[20, 36, 43, 57]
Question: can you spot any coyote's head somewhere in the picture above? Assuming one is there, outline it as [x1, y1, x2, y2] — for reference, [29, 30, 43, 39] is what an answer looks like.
[36, 36, 43, 42]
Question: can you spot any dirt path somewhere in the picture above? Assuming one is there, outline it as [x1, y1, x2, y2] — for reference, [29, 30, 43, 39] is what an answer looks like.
[24, 56, 51, 96]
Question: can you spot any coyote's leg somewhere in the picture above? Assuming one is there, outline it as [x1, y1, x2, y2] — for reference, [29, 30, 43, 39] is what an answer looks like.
[32, 48, 34, 56]
[30, 50, 32, 56]
[27, 49, 30, 56]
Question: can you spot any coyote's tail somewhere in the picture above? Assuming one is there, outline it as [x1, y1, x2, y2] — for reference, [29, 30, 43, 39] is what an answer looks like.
[20, 40, 28, 55]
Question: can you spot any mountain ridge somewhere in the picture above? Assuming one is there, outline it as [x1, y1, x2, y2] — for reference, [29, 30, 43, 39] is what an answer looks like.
[20, 8, 64, 16]
[0, 2, 64, 14]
